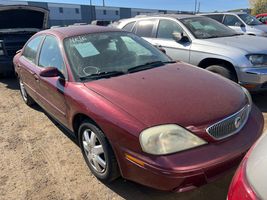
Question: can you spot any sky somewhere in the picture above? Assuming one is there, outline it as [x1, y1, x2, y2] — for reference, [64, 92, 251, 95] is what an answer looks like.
[21, 0, 250, 12]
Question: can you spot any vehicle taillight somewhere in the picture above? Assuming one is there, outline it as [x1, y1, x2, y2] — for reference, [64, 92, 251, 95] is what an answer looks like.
[227, 158, 258, 200]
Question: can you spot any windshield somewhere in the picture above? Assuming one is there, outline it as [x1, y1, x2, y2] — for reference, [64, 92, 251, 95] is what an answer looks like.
[180, 17, 238, 39]
[238, 14, 262, 26]
[64, 32, 171, 80]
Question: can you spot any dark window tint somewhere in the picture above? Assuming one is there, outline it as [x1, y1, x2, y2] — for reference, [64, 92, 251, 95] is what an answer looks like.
[122, 22, 135, 32]
[75, 8, 80, 14]
[157, 19, 183, 39]
[39, 36, 65, 75]
[134, 20, 155, 38]
[59, 7, 63, 13]
[23, 35, 44, 63]
[205, 14, 224, 23]
[223, 15, 242, 26]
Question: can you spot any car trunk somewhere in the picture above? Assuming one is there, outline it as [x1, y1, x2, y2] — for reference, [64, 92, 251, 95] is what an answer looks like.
[0, 5, 49, 58]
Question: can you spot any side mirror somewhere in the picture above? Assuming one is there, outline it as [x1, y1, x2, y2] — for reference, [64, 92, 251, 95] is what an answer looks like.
[39, 67, 63, 78]
[172, 32, 183, 42]
[235, 22, 245, 27]
[172, 32, 189, 43]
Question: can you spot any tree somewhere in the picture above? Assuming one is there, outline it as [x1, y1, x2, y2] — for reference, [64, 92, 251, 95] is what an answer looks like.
[251, 0, 267, 15]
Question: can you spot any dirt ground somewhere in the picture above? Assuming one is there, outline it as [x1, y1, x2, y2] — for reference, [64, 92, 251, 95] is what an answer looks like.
[0, 78, 266, 200]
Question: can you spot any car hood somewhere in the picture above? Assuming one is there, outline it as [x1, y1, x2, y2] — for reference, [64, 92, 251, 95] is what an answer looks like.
[0, 5, 49, 31]
[84, 63, 246, 128]
[196, 35, 267, 54]
[252, 24, 267, 32]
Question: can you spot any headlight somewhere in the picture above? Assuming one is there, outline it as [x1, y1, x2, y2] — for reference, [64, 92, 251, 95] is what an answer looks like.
[139, 124, 207, 155]
[0, 50, 4, 56]
[247, 54, 267, 66]
[241, 86, 253, 106]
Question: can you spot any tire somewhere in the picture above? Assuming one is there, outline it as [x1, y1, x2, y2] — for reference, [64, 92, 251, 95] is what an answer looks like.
[206, 65, 237, 82]
[19, 78, 35, 106]
[78, 120, 120, 182]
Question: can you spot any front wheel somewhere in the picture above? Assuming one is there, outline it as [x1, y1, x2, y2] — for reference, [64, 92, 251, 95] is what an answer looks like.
[206, 65, 237, 82]
[78, 121, 120, 182]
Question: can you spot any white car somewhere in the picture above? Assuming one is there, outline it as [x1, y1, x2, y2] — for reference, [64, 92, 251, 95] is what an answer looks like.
[201, 12, 267, 37]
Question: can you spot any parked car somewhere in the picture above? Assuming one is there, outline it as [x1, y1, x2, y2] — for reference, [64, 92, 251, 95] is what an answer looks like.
[0, 5, 49, 76]
[14, 25, 264, 192]
[91, 20, 112, 26]
[228, 132, 267, 200]
[200, 12, 267, 37]
[113, 14, 267, 91]
[256, 13, 267, 25]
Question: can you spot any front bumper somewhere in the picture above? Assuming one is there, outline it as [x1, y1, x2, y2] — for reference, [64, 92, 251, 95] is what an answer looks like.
[237, 67, 267, 91]
[114, 105, 263, 192]
[0, 56, 14, 75]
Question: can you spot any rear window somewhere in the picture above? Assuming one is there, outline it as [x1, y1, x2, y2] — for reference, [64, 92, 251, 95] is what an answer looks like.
[134, 20, 156, 38]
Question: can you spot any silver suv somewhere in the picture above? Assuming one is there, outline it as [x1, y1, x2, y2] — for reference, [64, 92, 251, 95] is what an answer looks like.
[113, 14, 267, 91]
[200, 12, 267, 37]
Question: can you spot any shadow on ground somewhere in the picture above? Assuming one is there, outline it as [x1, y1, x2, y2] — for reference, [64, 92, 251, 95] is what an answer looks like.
[0, 77, 19, 90]
[252, 92, 267, 113]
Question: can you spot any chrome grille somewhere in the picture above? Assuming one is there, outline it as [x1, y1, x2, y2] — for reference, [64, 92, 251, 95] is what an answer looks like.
[206, 105, 251, 140]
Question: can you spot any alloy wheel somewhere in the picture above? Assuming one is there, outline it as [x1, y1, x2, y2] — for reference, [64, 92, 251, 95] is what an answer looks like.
[19, 79, 28, 102]
[82, 129, 107, 174]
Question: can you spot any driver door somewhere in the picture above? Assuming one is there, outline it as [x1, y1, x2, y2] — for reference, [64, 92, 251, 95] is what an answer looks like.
[37, 35, 68, 126]
[151, 19, 191, 63]
[223, 14, 246, 34]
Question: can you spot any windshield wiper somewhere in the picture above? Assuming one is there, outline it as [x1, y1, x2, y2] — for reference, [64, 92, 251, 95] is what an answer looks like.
[127, 61, 175, 73]
[80, 70, 125, 80]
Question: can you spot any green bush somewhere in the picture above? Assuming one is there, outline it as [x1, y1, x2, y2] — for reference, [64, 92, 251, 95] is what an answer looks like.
[251, 0, 267, 15]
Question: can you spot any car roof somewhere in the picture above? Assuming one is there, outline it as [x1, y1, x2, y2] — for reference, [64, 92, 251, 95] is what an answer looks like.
[40, 25, 121, 38]
[200, 12, 247, 15]
[136, 14, 199, 20]
[119, 14, 201, 23]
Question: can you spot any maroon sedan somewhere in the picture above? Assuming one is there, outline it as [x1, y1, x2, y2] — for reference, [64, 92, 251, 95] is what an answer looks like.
[13, 25, 263, 192]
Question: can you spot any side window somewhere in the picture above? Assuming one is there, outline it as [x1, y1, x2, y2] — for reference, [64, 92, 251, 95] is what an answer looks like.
[223, 15, 242, 26]
[157, 19, 183, 40]
[206, 14, 224, 23]
[23, 35, 44, 64]
[134, 20, 156, 38]
[122, 21, 135, 32]
[39, 36, 65, 75]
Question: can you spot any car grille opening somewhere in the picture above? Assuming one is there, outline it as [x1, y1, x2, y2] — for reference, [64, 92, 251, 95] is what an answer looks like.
[206, 105, 251, 140]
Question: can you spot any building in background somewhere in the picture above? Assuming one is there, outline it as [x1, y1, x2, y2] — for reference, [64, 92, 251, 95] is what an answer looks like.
[0, 0, 192, 27]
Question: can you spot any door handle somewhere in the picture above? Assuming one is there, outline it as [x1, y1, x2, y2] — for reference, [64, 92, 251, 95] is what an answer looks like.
[33, 74, 39, 82]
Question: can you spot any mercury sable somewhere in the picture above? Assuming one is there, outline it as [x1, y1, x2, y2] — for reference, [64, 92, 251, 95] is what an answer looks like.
[13, 26, 264, 192]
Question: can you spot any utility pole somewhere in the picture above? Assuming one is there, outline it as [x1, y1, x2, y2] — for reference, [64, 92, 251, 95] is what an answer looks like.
[194, 0, 197, 14]
[197, 1, 201, 13]
[103, 0, 105, 7]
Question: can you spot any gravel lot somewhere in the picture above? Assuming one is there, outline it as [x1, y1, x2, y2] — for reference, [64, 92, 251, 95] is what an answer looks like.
[0, 78, 266, 200]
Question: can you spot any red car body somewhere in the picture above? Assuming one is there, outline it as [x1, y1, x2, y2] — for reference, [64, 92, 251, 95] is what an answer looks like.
[256, 13, 267, 24]
[13, 26, 264, 192]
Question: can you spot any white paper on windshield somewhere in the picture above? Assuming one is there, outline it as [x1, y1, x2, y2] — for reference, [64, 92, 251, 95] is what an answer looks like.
[74, 42, 100, 58]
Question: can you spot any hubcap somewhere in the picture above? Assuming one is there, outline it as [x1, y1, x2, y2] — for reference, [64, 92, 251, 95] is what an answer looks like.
[82, 129, 106, 174]
[19, 80, 28, 102]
